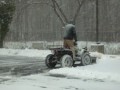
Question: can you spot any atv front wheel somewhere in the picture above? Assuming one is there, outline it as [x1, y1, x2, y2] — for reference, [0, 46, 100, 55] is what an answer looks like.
[80, 53, 91, 66]
[60, 55, 73, 67]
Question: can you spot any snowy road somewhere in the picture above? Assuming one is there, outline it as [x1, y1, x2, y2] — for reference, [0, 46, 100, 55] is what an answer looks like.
[0, 55, 48, 76]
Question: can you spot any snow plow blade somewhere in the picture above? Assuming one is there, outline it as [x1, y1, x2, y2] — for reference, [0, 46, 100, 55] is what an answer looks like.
[91, 57, 97, 63]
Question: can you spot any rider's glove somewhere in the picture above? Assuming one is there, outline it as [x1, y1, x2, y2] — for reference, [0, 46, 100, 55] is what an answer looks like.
[74, 42, 77, 46]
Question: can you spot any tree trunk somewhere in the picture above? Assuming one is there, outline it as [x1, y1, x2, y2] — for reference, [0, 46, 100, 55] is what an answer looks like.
[0, 34, 3, 48]
[0, 40, 3, 48]
[0, 25, 3, 48]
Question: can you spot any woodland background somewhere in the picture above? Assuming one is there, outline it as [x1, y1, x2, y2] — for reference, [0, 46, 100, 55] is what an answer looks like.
[5, 0, 120, 42]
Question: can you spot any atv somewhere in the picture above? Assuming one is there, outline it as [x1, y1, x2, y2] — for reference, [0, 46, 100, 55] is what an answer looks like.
[45, 46, 96, 68]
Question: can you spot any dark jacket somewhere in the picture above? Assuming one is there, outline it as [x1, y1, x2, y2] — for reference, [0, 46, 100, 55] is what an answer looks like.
[64, 24, 77, 41]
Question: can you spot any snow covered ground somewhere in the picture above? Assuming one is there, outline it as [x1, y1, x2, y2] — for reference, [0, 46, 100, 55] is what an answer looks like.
[0, 48, 120, 90]
[0, 48, 51, 58]
[3, 41, 120, 54]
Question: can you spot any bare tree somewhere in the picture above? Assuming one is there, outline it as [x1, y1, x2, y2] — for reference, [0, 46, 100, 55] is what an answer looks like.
[50, 0, 85, 26]
[16, 0, 85, 26]
[0, 0, 15, 48]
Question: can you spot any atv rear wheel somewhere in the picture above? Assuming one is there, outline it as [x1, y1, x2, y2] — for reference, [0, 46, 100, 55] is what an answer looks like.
[45, 54, 57, 68]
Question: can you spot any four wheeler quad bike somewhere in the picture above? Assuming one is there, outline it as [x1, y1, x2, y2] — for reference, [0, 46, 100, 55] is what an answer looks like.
[45, 47, 96, 68]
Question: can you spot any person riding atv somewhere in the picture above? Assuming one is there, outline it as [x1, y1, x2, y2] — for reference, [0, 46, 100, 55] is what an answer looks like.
[45, 22, 96, 68]
[63, 23, 77, 61]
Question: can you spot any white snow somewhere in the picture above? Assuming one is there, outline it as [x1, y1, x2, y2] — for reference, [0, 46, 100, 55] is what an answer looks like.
[0, 48, 120, 90]
[49, 57, 120, 82]
[0, 1, 6, 4]
[3, 41, 120, 54]
[0, 73, 120, 90]
[0, 48, 51, 58]
[64, 24, 75, 30]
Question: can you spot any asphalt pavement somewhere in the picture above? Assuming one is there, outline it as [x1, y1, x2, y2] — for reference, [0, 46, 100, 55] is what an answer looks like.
[0, 55, 48, 76]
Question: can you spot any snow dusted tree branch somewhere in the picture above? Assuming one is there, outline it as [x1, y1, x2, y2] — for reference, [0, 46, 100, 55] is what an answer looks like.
[73, 0, 85, 24]
[51, 0, 66, 26]
[17, 0, 67, 26]
[51, 0, 85, 25]
[16, 0, 85, 26]
[51, 0, 68, 24]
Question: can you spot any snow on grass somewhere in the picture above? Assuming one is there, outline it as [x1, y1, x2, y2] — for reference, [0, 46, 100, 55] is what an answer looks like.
[0, 48, 51, 58]
[4, 41, 120, 54]
[0, 48, 102, 58]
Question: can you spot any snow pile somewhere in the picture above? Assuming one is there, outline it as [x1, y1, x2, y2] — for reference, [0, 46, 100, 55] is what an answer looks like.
[49, 67, 120, 82]
[49, 55, 120, 83]
[90, 51, 103, 59]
